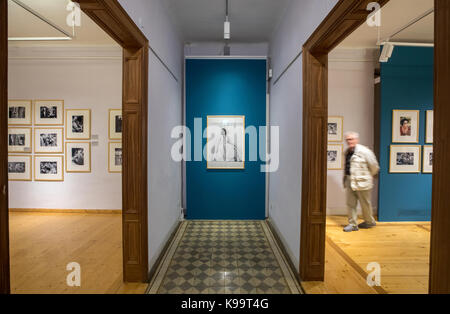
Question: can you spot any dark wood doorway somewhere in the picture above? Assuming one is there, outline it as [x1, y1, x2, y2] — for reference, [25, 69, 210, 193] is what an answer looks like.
[1, 0, 11, 295]
[299, 0, 450, 294]
[0, 0, 150, 293]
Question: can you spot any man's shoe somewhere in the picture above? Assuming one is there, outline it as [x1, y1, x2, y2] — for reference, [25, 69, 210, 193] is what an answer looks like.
[358, 222, 376, 229]
[343, 224, 359, 232]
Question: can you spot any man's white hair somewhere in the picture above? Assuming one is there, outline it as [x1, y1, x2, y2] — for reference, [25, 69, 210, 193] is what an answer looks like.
[344, 131, 360, 139]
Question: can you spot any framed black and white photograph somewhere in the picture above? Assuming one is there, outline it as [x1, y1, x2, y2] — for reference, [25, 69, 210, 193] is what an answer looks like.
[328, 116, 343, 142]
[392, 110, 419, 143]
[108, 142, 122, 173]
[389, 145, 421, 173]
[66, 109, 91, 140]
[426, 110, 433, 144]
[8, 127, 32, 153]
[8, 155, 32, 181]
[327, 144, 343, 170]
[8, 100, 32, 125]
[65, 142, 91, 173]
[206, 115, 245, 169]
[34, 155, 64, 181]
[423, 145, 433, 174]
[109, 109, 122, 140]
[34, 128, 64, 154]
[34, 100, 64, 125]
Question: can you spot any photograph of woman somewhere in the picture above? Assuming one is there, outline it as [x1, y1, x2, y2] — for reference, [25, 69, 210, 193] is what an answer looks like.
[210, 127, 242, 162]
[207, 116, 245, 169]
[392, 110, 419, 143]
[400, 117, 412, 136]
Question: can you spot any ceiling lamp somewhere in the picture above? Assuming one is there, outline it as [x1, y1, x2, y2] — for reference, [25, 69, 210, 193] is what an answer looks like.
[379, 43, 394, 63]
[224, 0, 230, 40]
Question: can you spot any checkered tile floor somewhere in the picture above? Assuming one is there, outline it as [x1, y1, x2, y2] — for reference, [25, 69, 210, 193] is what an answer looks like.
[153, 221, 297, 294]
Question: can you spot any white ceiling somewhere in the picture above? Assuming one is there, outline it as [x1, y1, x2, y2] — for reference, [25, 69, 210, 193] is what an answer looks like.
[8, 0, 117, 46]
[164, 0, 290, 42]
[339, 0, 434, 48]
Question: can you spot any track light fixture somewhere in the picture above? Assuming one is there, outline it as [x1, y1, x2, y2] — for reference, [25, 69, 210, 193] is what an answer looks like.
[224, 0, 230, 40]
[379, 43, 394, 63]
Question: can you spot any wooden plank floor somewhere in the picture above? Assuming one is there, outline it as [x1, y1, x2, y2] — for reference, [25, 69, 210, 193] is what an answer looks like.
[302, 216, 430, 294]
[9, 212, 148, 294]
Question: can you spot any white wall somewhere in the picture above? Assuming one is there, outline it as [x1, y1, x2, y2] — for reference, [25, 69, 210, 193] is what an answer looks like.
[184, 42, 269, 57]
[268, 0, 338, 271]
[8, 46, 123, 210]
[118, 0, 183, 270]
[327, 48, 378, 215]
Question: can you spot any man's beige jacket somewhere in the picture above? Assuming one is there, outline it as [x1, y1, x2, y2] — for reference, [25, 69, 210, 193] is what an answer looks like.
[345, 144, 380, 191]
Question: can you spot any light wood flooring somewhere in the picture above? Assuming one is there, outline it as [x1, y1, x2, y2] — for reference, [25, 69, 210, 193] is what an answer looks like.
[9, 212, 430, 294]
[9, 212, 148, 294]
[302, 216, 431, 294]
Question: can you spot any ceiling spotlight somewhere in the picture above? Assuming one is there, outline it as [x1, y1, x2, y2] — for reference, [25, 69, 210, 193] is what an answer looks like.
[380, 43, 394, 63]
[224, 17, 231, 40]
[224, 0, 230, 40]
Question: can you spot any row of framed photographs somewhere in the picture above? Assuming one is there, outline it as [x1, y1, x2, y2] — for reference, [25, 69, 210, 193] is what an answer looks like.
[328, 110, 434, 144]
[8, 100, 122, 140]
[8, 142, 122, 181]
[8, 112, 123, 154]
[327, 144, 433, 173]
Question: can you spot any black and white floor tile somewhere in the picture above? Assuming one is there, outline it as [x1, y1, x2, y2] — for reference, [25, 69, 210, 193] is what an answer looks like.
[147, 220, 302, 294]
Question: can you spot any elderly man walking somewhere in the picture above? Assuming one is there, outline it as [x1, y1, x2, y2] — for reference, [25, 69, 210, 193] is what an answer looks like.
[343, 132, 380, 232]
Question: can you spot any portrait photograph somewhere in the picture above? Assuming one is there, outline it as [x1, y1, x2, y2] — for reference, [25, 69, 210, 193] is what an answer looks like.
[389, 145, 421, 173]
[66, 142, 91, 173]
[206, 115, 245, 169]
[109, 109, 122, 140]
[327, 144, 343, 170]
[426, 110, 433, 144]
[8, 155, 32, 181]
[34, 155, 64, 181]
[423, 145, 433, 173]
[34, 128, 64, 154]
[8, 127, 32, 153]
[328, 116, 343, 142]
[8, 100, 32, 125]
[392, 110, 419, 143]
[34, 100, 64, 125]
[66, 109, 91, 140]
[109, 142, 122, 173]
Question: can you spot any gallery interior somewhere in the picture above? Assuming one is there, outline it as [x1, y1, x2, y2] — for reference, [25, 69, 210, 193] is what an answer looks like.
[1, 0, 449, 295]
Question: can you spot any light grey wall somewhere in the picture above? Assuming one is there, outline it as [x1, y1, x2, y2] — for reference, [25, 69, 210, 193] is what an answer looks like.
[184, 42, 269, 56]
[268, 0, 338, 271]
[118, 0, 183, 270]
[118, 0, 183, 79]
[148, 50, 182, 269]
[327, 48, 378, 216]
[8, 46, 123, 211]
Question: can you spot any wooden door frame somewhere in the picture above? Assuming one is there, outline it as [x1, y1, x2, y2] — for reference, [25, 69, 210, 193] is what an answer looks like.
[74, 0, 149, 283]
[1, 0, 11, 295]
[300, 0, 450, 294]
[0, 0, 150, 292]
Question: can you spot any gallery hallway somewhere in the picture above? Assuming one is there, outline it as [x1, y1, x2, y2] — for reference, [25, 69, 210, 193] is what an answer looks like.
[146, 221, 302, 294]
[9, 211, 147, 294]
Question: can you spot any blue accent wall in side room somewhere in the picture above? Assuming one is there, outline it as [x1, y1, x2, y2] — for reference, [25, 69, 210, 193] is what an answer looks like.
[378, 47, 433, 222]
[186, 59, 267, 220]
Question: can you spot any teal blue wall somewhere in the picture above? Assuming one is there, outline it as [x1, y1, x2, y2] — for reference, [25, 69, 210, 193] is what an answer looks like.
[378, 47, 433, 221]
[185, 59, 267, 220]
